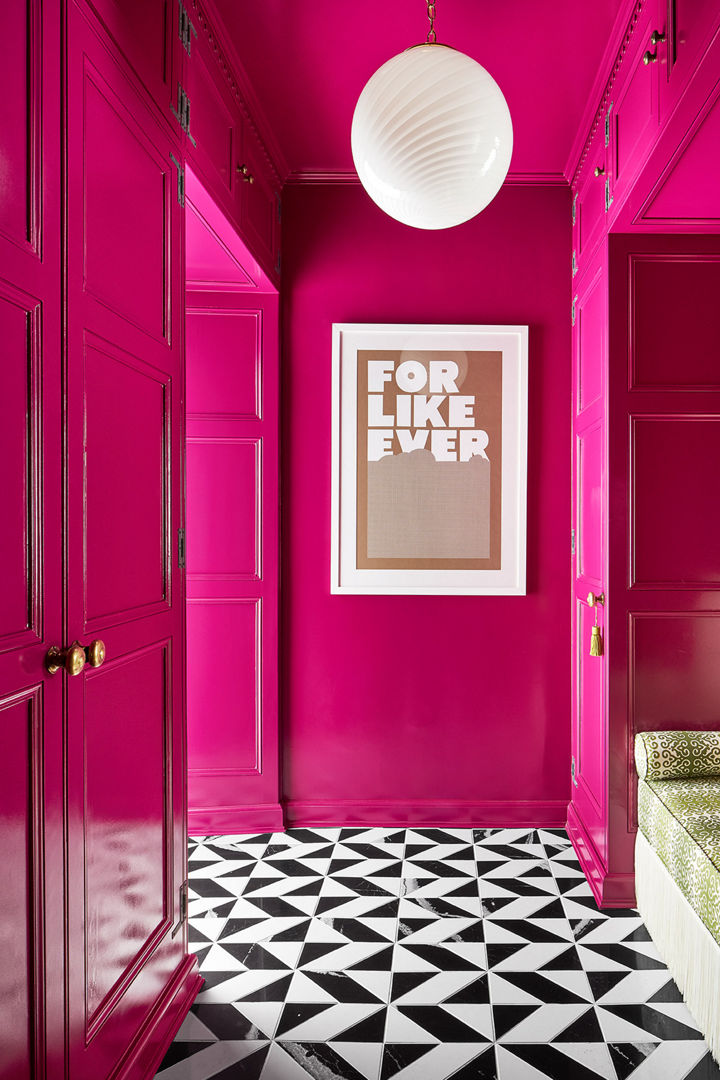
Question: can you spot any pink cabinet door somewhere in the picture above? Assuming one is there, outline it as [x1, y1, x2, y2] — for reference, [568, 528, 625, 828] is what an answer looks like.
[0, 2, 63, 1075]
[185, 24, 237, 203]
[575, 125, 608, 270]
[185, 289, 281, 834]
[237, 128, 280, 276]
[569, 247, 608, 887]
[64, 4, 197, 1075]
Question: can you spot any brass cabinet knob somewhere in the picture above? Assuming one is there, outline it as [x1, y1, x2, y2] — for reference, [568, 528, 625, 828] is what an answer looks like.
[586, 591, 605, 607]
[649, 29, 666, 45]
[85, 639, 106, 668]
[45, 642, 86, 676]
[594, 165, 605, 177]
[236, 163, 255, 184]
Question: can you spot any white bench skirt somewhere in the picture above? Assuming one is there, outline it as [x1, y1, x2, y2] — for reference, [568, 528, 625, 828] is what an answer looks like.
[635, 830, 720, 1063]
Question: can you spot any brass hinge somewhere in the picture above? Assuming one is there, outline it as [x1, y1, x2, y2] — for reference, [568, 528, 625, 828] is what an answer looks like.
[572, 250, 577, 277]
[178, 0, 197, 56]
[178, 527, 186, 569]
[571, 528, 575, 556]
[571, 192, 578, 226]
[275, 251, 281, 276]
[277, 197, 282, 223]
[170, 153, 184, 207]
[172, 880, 189, 937]
[604, 101, 613, 148]
[604, 177, 613, 213]
[571, 294, 578, 326]
[571, 755, 578, 788]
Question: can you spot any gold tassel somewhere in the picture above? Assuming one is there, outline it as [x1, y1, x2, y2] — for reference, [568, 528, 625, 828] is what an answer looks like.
[590, 624, 603, 657]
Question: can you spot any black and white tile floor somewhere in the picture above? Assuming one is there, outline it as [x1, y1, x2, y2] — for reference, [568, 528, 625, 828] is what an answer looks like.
[156, 827, 720, 1080]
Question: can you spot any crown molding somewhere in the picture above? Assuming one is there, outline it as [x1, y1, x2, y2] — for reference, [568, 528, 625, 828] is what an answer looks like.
[284, 169, 568, 188]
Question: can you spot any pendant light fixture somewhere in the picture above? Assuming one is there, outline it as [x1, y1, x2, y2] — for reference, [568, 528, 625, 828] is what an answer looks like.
[351, 1, 513, 230]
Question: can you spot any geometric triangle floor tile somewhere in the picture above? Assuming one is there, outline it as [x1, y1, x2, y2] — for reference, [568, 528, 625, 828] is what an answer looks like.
[155, 827, 720, 1079]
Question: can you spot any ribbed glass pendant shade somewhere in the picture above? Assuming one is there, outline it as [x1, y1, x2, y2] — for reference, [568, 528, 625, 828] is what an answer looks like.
[351, 44, 513, 230]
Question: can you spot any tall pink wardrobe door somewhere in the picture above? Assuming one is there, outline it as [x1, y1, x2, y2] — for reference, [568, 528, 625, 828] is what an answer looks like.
[64, 3, 193, 1076]
[0, 1, 64, 1075]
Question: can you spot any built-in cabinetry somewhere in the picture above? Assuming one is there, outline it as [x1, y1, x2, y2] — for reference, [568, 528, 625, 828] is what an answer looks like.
[0, 0, 282, 1075]
[568, 0, 720, 906]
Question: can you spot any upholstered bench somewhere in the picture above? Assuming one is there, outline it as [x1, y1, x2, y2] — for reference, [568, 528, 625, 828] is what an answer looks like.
[634, 730, 720, 1062]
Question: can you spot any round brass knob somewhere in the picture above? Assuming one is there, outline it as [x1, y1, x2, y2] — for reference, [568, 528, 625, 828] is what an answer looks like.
[45, 642, 86, 676]
[586, 591, 605, 607]
[85, 639, 106, 668]
[594, 165, 605, 177]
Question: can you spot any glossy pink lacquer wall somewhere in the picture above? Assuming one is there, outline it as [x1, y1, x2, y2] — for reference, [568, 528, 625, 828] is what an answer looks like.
[281, 182, 572, 827]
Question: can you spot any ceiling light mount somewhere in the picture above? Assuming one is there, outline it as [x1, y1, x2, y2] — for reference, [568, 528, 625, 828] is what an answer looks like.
[351, 0, 513, 230]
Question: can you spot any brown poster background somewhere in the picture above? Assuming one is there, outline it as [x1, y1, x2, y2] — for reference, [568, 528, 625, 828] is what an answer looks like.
[357, 349, 503, 570]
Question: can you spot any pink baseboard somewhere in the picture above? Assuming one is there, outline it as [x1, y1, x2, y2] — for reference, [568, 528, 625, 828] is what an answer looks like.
[188, 802, 285, 836]
[283, 799, 569, 829]
[566, 802, 636, 908]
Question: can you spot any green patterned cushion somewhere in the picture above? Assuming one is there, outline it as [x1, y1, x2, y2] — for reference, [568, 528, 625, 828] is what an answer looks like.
[637, 776, 720, 945]
[634, 730, 720, 781]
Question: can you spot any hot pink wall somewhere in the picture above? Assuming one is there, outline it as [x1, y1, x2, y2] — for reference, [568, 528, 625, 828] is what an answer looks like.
[280, 182, 572, 827]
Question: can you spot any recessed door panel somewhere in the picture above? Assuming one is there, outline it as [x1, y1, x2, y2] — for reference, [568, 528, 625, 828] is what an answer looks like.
[186, 309, 261, 418]
[84, 339, 169, 624]
[0, 288, 40, 646]
[633, 614, 720, 730]
[577, 272, 604, 413]
[0, 1, 37, 250]
[186, 438, 260, 578]
[187, 600, 260, 774]
[0, 688, 42, 1080]
[578, 422, 603, 585]
[631, 256, 720, 389]
[632, 417, 720, 586]
[83, 65, 169, 342]
[83, 645, 169, 1027]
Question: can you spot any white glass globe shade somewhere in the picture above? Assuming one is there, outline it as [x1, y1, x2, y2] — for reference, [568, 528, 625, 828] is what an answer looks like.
[351, 44, 513, 230]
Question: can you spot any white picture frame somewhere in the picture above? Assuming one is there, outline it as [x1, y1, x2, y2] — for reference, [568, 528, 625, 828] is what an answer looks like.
[331, 323, 528, 595]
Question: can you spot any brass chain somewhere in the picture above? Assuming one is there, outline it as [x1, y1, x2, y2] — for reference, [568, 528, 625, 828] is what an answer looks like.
[426, 0, 437, 43]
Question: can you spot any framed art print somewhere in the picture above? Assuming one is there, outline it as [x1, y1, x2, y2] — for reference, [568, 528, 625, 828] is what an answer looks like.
[331, 323, 528, 595]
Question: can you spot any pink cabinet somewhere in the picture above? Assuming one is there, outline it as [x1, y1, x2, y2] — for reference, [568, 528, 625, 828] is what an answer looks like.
[63, 3, 200, 1075]
[185, 21, 237, 196]
[0, 3, 64, 1076]
[185, 286, 281, 835]
[573, 124, 608, 277]
[183, 5, 281, 280]
[237, 127, 281, 275]
[568, 235, 720, 908]
[569, 246, 608, 888]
